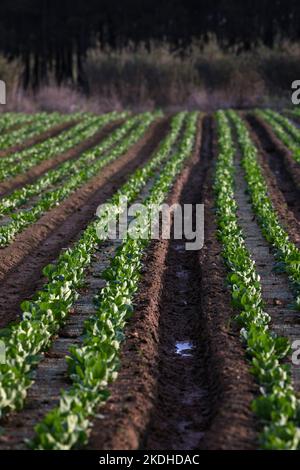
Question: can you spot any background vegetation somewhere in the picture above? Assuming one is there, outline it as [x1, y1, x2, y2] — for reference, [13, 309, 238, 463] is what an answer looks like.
[1, 1, 299, 111]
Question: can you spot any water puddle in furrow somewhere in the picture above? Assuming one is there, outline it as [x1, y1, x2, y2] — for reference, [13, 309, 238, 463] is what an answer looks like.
[175, 341, 194, 357]
[173, 339, 207, 448]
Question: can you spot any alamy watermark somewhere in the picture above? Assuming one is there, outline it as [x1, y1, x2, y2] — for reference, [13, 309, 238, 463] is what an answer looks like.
[291, 340, 300, 365]
[291, 80, 300, 104]
[0, 340, 6, 364]
[96, 199, 204, 250]
[0, 80, 6, 105]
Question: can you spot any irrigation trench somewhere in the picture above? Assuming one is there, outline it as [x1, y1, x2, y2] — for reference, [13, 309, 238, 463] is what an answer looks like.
[0, 112, 299, 449]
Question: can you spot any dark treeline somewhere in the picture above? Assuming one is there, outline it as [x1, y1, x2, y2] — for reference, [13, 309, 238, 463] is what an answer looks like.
[0, 0, 300, 88]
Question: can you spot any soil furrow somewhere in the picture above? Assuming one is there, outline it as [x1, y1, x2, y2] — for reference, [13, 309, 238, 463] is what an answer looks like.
[233, 143, 300, 391]
[0, 119, 123, 198]
[142, 119, 209, 450]
[0, 119, 77, 159]
[0, 118, 169, 329]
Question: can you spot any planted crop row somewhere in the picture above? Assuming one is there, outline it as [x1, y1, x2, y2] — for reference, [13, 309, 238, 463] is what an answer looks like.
[0, 112, 71, 151]
[256, 109, 300, 163]
[229, 110, 300, 310]
[0, 113, 31, 133]
[0, 111, 184, 420]
[0, 112, 123, 182]
[0, 113, 135, 217]
[287, 109, 300, 121]
[264, 109, 300, 143]
[31, 111, 198, 450]
[0, 113, 108, 168]
[0, 113, 156, 246]
[215, 110, 300, 450]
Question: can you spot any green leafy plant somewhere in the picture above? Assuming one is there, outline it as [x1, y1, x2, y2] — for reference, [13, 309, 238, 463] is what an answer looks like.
[0, 113, 131, 216]
[229, 110, 300, 310]
[257, 109, 300, 164]
[0, 112, 126, 182]
[0, 113, 31, 133]
[0, 113, 155, 246]
[0, 112, 71, 151]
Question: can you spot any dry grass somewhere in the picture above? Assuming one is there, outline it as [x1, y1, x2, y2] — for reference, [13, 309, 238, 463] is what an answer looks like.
[1, 39, 299, 112]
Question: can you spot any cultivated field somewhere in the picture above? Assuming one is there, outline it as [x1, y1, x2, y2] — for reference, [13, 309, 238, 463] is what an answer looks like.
[0, 108, 299, 450]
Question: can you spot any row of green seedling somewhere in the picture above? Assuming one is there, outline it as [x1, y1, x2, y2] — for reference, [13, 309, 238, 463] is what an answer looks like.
[0, 113, 158, 246]
[256, 109, 300, 164]
[0, 112, 71, 151]
[229, 110, 300, 310]
[0, 112, 125, 181]
[0, 111, 184, 422]
[215, 110, 300, 449]
[0, 113, 137, 217]
[31, 111, 198, 449]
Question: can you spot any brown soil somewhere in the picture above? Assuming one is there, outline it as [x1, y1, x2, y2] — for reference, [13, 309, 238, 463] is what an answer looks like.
[87, 236, 171, 451]
[0, 119, 77, 159]
[0, 119, 123, 198]
[245, 114, 300, 247]
[0, 118, 169, 329]
[87, 116, 258, 451]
